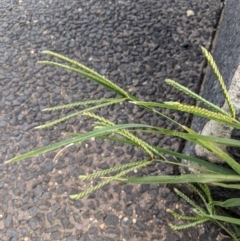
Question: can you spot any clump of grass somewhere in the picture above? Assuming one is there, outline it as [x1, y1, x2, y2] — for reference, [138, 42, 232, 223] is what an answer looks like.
[7, 47, 240, 240]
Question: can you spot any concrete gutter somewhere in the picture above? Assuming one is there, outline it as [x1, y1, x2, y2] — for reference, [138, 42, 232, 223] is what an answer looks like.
[183, 0, 240, 163]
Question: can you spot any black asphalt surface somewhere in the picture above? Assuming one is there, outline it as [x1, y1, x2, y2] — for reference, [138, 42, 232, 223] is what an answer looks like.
[0, 0, 231, 240]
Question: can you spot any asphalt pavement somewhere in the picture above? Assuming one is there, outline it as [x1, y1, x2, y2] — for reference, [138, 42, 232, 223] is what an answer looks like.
[0, 0, 231, 240]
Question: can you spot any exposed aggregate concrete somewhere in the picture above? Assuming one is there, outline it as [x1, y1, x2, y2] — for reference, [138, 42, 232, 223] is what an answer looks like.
[0, 0, 231, 240]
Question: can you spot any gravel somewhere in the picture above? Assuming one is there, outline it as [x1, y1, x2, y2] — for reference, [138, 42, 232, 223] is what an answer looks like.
[0, 0, 231, 240]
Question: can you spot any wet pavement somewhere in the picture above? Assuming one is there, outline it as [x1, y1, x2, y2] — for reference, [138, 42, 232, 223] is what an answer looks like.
[0, 0, 231, 240]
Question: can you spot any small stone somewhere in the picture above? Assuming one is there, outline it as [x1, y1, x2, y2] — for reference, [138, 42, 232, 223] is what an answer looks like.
[39, 205, 48, 211]
[66, 236, 76, 241]
[88, 226, 98, 235]
[79, 234, 90, 241]
[165, 233, 180, 241]
[18, 114, 24, 121]
[52, 204, 60, 211]
[20, 227, 29, 236]
[124, 206, 133, 216]
[112, 202, 121, 211]
[139, 184, 149, 193]
[144, 202, 155, 211]
[47, 212, 54, 224]
[104, 214, 119, 226]
[56, 184, 67, 194]
[56, 209, 64, 219]
[94, 211, 104, 220]
[73, 213, 81, 224]
[0, 120, 7, 127]
[23, 173, 34, 181]
[28, 206, 38, 216]
[61, 218, 69, 228]
[6, 229, 19, 237]
[134, 230, 147, 237]
[97, 162, 109, 170]
[5, 94, 14, 101]
[82, 210, 90, 219]
[74, 200, 84, 209]
[45, 225, 60, 233]
[123, 185, 133, 194]
[99, 223, 105, 229]
[22, 195, 29, 204]
[186, 10, 195, 17]
[149, 189, 158, 198]
[4, 214, 12, 228]
[136, 220, 145, 230]
[41, 192, 52, 200]
[107, 227, 120, 235]
[180, 42, 189, 48]
[33, 186, 43, 197]
[135, 204, 142, 216]
[3, 194, 11, 204]
[121, 217, 132, 229]
[28, 217, 39, 230]
[54, 175, 63, 184]
[87, 201, 95, 210]
[44, 160, 53, 172]
[50, 231, 62, 240]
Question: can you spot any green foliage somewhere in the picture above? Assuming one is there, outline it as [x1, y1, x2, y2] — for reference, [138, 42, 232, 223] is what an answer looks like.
[201, 46, 235, 118]
[36, 98, 126, 129]
[168, 184, 240, 241]
[165, 78, 230, 116]
[7, 47, 240, 239]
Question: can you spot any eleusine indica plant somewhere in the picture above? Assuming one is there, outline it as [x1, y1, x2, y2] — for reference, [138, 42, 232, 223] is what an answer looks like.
[7, 47, 240, 240]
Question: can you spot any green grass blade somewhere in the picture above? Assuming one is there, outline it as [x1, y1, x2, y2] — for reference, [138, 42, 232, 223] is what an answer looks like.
[165, 79, 230, 116]
[124, 174, 240, 184]
[97, 135, 235, 175]
[155, 147, 235, 175]
[215, 220, 240, 241]
[185, 135, 240, 147]
[84, 112, 156, 159]
[212, 183, 240, 190]
[201, 46, 235, 118]
[42, 50, 99, 75]
[129, 125, 240, 174]
[6, 123, 152, 163]
[183, 126, 240, 175]
[116, 129, 155, 159]
[206, 214, 240, 225]
[132, 125, 240, 170]
[39, 60, 130, 98]
[212, 198, 240, 208]
[42, 51, 133, 99]
[133, 127, 240, 147]
[208, 145, 240, 175]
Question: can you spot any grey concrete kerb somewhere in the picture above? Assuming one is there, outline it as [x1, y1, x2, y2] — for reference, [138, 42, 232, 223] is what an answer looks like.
[184, 0, 240, 163]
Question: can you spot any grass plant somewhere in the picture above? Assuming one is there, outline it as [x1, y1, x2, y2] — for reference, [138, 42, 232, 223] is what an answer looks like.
[7, 47, 240, 239]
